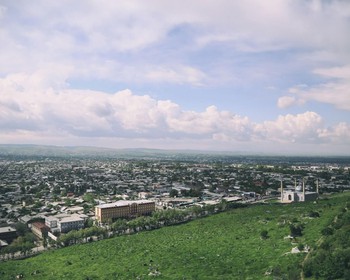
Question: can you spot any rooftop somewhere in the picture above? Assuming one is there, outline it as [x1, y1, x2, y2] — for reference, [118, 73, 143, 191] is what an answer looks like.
[96, 199, 154, 209]
[0, 226, 16, 234]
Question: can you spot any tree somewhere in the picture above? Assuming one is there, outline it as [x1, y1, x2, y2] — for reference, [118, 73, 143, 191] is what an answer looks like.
[169, 189, 179, 197]
[321, 227, 334, 236]
[84, 218, 94, 228]
[14, 222, 29, 236]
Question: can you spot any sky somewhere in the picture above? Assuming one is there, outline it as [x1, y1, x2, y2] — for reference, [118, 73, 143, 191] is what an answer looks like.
[1, 0, 350, 155]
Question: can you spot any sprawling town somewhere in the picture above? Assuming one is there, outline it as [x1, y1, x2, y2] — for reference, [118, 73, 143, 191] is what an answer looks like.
[0, 148, 350, 259]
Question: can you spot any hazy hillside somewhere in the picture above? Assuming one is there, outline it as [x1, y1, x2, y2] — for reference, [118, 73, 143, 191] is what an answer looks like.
[1, 144, 350, 165]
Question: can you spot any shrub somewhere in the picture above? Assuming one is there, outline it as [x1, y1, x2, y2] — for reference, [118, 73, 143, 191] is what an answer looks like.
[260, 230, 269, 239]
[321, 227, 334, 236]
[308, 211, 320, 218]
[290, 224, 303, 237]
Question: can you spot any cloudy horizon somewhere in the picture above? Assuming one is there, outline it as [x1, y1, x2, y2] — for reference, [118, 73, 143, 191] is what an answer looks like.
[1, 1, 350, 155]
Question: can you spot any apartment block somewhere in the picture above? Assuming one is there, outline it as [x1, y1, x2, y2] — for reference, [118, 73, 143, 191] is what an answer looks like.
[95, 200, 155, 223]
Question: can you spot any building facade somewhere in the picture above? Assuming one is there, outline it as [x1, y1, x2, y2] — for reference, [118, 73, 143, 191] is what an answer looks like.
[31, 222, 50, 239]
[281, 189, 319, 203]
[280, 179, 319, 203]
[58, 216, 85, 233]
[95, 200, 155, 223]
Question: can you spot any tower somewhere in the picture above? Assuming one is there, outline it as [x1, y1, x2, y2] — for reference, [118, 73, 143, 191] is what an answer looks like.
[280, 179, 283, 202]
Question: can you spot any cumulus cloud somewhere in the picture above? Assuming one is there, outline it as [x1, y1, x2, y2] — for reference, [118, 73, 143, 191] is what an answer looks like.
[1, 73, 350, 151]
[0, 74, 251, 140]
[1, 1, 350, 154]
[256, 112, 324, 143]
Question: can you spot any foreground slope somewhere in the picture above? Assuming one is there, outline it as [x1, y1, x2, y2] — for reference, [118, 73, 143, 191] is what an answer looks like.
[0, 194, 349, 279]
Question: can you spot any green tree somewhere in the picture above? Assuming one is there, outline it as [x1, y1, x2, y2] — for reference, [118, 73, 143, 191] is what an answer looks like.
[14, 222, 29, 236]
[169, 189, 179, 197]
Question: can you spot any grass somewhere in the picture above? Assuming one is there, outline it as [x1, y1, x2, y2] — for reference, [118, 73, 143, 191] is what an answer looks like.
[0, 193, 349, 279]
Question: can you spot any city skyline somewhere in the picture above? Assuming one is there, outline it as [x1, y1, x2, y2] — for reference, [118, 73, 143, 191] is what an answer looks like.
[1, 1, 350, 155]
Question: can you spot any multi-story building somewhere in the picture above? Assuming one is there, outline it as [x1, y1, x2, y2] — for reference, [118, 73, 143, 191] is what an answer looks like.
[95, 200, 155, 223]
[58, 216, 85, 233]
[45, 214, 85, 233]
[45, 216, 58, 230]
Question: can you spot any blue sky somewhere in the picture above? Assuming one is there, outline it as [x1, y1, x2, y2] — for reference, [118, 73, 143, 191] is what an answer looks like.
[1, 0, 350, 155]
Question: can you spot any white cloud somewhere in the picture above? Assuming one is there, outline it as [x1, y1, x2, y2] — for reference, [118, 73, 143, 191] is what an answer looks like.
[1, 1, 350, 85]
[277, 96, 297, 109]
[313, 65, 350, 80]
[145, 66, 207, 86]
[0, 1, 350, 154]
[1, 74, 349, 153]
[287, 65, 350, 111]
[318, 122, 350, 144]
[256, 112, 324, 143]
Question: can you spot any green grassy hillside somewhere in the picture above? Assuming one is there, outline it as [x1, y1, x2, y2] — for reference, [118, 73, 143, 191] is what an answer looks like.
[1, 194, 349, 280]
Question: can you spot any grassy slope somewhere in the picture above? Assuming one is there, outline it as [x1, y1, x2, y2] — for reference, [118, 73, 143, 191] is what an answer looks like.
[1, 193, 349, 280]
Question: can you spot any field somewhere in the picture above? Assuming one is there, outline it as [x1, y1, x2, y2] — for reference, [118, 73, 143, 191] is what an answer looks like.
[0, 193, 349, 280]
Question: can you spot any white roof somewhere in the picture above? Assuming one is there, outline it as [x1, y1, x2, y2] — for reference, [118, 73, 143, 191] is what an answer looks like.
[96, 200, 153, 209]
[58, 216, 84, 223]
[45, 216, 58, 221]
[0, 226, 16, 233]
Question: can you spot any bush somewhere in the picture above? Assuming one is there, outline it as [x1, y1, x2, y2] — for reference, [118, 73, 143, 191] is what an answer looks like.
[308, 211, 320, 218]
[290, 224, 303, 237]
[260, 230, 269, 239]
[321, 227, 334, 236]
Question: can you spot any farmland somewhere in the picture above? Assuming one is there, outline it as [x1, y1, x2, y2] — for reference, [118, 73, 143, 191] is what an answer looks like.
[0, 193, 349, 279]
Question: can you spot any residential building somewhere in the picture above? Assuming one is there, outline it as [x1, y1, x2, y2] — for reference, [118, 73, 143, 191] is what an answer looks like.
[95, 200, 155, 223]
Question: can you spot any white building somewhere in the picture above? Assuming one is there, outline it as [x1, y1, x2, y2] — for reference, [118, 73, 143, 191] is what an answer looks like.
[45, 214, 85, 233]
[280, 178, 319, 203]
